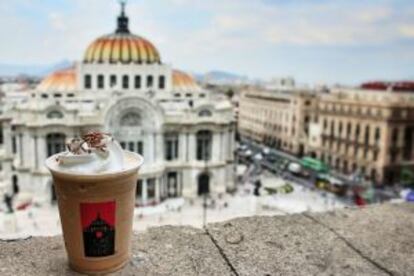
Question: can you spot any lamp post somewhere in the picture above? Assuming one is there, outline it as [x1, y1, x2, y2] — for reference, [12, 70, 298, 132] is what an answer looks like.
[202, 158, 209, 229]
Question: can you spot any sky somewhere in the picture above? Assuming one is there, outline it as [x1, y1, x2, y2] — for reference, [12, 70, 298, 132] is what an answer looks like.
[0, 0, 413, 84]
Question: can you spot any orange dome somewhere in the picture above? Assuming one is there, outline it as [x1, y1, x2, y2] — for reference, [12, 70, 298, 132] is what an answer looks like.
[83, 33, 161, 64]
[37, 67, 77, 92]
[83, 3, 160, 65]
[172, 70, 201, 92]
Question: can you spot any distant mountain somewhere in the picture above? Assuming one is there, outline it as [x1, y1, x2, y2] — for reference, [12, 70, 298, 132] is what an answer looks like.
[194, 70, 249, 85]
[0, 60, 73, 77]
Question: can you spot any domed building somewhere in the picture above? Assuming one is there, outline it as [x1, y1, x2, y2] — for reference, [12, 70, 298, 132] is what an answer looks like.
[0, 3, 235, 206]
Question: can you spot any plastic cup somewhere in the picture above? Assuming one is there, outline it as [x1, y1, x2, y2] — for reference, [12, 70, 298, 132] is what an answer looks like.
[45, 151, 143, 274]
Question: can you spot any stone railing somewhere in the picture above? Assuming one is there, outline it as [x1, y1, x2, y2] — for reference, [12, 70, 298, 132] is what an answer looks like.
[0, 203, 413, 275]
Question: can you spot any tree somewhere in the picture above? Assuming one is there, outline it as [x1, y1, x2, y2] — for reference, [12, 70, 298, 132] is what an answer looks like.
[401, 167, 414, 188]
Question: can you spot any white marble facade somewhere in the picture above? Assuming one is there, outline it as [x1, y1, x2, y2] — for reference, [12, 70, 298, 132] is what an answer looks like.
[0, 5, 235, 206]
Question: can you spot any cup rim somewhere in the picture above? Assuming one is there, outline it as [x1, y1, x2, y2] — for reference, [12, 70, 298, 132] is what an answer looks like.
[45, 150, 144, 179]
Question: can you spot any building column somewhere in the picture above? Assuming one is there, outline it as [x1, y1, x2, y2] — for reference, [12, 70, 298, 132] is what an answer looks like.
[38, 135, 47, 170]
[142, 179, 148, 205]
[212, 132, 220, 162]
[156, 132, 163, 163]
[179, 132, 186, 161]
[146, 134, 154, 164]
[188, 133, 196, 161]
[34, 135, 38, 170]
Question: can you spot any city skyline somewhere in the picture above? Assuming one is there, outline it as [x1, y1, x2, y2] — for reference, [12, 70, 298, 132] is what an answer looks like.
[0, 0, 413, 84]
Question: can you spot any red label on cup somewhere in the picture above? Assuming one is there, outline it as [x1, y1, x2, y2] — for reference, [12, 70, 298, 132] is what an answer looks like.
[80, 201, 116, 257]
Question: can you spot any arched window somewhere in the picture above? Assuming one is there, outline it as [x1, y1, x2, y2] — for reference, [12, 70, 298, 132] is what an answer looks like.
[46, 133, 66, 157]
[196, 130, 212, 161]
[97, 74, 104, 89]
[84, 74, 91, 89]
[147, 75, 154, 88]
[122, 75, 129, 89]
[198, 109, 212, 117]
[110, 75, 117, 88]
[47, 110, 64, 119]
[159, 76, 165, 89]
[120, 112, 141, 127]
[135, 75, 141, 89]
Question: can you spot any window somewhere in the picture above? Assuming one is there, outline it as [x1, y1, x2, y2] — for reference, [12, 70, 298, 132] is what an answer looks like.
[167, 172, 179, 197]
[136, 180, 142, 198]
[375, 127, 380, 144]
[120, 112, 141, 126]
[12, 136, 16, 154]
[110, 75, 117, 88]
[53, 93, 62, 98]
[403, 127, 413, 160]
[47, 110, 64, 119]
[364, 126, 370, 145]
[373, 150, 378, 161]
[147, 75, 153, 88]
[186, 93, 192, 98]
[346, 123, 352, 139]
[136, 141, 143, 156]
[128, 142, 134, 152]
[323, 119, 327, 130]
[165, 133, 179, 161]
[200, 94, 206, 98]
[46, 133, 66, 157]
[41, 94, 48, 99]
[198, 109, 212, 117]
[196, 130, 212, 161]
[339, 122, 343, 136]
[330, 121, 335, 136]
[159, 76, 165, 89]
[147, 178, 156, 199]
[97, 75, 104, 89]
[135, 75, 141, 89]
[120, 142, 126, 149]
[84, 74, 91, 89]
[122, 75, 129, 89]
[67, 93, 75, 98]
[392, 128, 399, 144]
[355, 124, 360, 141]
[0, 125, 3, 145]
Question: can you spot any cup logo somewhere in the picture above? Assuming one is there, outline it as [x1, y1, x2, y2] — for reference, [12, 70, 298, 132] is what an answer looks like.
[80, 201, 116, 257]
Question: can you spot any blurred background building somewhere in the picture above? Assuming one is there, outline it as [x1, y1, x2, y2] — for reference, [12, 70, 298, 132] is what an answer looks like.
[0, 4, 235, 206]
[237, 80, 414, 186]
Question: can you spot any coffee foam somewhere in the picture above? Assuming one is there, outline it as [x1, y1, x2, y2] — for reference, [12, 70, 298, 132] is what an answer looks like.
[46, 151, 143, 177]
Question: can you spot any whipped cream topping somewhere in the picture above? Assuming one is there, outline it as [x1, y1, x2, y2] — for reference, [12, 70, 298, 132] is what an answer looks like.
[56, 133, 125, 173]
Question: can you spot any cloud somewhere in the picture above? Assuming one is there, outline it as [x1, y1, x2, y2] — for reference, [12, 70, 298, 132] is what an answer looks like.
[0, 0, 413, 83]
[399, 25, 414, 38]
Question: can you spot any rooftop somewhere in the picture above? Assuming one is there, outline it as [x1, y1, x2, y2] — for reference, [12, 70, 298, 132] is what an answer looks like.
[0, 202, 413, 275]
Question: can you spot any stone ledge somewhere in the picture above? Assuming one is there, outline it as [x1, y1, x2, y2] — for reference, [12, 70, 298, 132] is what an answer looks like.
[0, 203, 413, 276]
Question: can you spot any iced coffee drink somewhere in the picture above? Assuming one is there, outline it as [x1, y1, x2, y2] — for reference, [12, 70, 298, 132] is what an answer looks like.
[45, 132, 143, 274]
